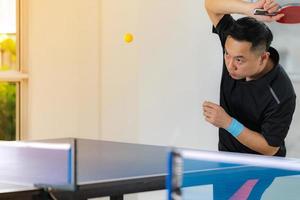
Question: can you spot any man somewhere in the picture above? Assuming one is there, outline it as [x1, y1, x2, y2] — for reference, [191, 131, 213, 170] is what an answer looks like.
[203, 0, 296, 157]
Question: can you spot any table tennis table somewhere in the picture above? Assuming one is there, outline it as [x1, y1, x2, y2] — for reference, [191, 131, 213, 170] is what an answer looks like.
[0, 138, 168, 200]
[0, 138, 300, 200]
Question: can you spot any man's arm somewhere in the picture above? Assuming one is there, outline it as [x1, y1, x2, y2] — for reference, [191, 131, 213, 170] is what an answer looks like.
[203, 101, 279, 156]
[237, 128, 279, 155]
[205, 0, 252, 27]
[205, 0, 283, 27]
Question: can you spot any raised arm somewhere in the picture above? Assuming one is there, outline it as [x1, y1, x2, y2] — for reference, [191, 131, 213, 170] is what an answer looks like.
[204, 0, 283, 27]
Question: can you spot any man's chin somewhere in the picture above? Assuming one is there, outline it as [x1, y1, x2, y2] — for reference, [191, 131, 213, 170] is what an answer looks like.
[229, 74, 243, 80]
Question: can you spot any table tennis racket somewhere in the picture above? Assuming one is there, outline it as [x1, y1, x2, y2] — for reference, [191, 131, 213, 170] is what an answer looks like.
[253, 3, 300, 24]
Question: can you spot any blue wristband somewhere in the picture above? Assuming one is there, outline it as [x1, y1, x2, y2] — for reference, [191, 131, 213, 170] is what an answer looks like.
[226, 118, 244, 137]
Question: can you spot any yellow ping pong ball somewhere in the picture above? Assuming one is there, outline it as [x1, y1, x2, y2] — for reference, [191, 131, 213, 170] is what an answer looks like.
[124, 33, 134, 43]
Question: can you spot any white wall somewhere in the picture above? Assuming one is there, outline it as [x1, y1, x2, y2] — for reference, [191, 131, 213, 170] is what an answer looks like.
[286, 83, 300, 157]
[100, 0, 220, 149]
[138, 0, 220, 148]
[100, 0, 140, 143]
[21, 0, 101, 140]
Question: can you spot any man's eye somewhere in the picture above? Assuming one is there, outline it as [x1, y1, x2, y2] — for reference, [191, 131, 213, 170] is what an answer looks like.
[236, 58, 243, 63]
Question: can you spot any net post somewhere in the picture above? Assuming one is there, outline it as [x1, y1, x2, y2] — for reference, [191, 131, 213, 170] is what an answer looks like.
[167, 149, 183, 200]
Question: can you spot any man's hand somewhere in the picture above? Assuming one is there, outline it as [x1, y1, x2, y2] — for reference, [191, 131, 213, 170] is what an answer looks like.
[202, 101, 232, 129]
[250, 0, 284, 22]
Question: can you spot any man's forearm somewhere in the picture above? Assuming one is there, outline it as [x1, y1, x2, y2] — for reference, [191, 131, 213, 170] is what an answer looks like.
[205, 0, 253, 16]
[236, 127, 279, 156]
[204, 0, 257, 27]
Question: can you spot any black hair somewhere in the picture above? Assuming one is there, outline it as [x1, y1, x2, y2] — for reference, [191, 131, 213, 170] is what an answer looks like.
[225, 17, 273, 53]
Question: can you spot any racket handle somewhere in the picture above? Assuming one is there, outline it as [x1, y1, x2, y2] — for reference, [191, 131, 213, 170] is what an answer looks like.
[253, 9, 278, 16]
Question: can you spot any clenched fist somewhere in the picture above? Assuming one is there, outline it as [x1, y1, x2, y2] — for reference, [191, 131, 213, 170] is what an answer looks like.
[202, 101, 232, 129]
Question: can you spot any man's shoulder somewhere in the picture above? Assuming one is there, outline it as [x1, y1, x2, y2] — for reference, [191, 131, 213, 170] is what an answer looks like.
[270, 65, 296, 102]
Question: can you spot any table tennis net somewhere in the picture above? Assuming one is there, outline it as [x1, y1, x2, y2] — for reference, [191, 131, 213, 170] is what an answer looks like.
[0, 139, 76, 191]
[167, 149, 300, 200]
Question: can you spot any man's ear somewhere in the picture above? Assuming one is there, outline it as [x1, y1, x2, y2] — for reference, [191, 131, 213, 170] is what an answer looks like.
[260, 51, 270, 65]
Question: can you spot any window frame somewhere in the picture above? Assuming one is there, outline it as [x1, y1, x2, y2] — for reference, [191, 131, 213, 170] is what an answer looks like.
[0, 0, 28, 140]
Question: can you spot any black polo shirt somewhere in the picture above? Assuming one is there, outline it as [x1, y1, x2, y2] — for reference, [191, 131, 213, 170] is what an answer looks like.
[212, 15, 296, 157]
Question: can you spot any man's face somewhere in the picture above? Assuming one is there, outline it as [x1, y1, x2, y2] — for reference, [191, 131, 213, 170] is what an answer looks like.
[224, 36, 265, 80]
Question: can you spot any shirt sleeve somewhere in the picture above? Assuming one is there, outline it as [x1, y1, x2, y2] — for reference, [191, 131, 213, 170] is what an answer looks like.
[261, 97, 296, 147]
[212, 14, 235, 48]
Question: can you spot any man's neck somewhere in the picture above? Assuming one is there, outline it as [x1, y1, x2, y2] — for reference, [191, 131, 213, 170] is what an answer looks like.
[246, 59, 275, 81]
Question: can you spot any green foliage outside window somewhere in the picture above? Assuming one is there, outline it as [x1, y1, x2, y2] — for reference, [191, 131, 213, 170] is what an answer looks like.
[0, 83, 16, 140]
[0, 34, 17, 140]
[0, 35, 17, 71]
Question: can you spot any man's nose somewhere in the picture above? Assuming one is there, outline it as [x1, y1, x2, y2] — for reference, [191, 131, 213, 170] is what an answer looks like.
[227, 59, 235, 71]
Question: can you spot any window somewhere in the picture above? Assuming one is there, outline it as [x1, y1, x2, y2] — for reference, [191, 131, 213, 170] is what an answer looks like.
[0, 0, 27, 140]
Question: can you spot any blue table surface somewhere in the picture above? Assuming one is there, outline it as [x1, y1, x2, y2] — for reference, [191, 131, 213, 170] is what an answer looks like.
[176, 158, 300, 200]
